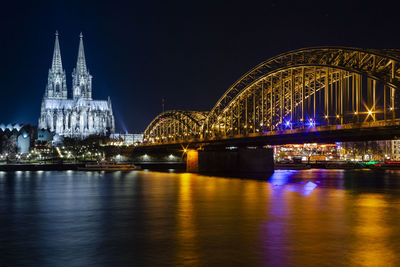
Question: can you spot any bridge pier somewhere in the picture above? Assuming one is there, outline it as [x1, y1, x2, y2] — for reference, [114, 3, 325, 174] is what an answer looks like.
[186, 149, 199, 173]
[187, 147, 274, 179]
[133, 144, 274, 178]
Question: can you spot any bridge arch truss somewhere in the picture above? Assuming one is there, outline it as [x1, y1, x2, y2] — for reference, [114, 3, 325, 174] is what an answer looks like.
[143, 110, 208, 143]
[204, 47, 400, 139]
[143, 47, 400, 144]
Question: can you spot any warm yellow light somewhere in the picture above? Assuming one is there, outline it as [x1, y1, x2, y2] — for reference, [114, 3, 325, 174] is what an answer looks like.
[368, 110, 373, 115]
[336, 114, 339, 118]
[325, 115, 328, 119]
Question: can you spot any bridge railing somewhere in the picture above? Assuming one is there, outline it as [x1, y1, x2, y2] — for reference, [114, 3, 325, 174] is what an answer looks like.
[140, 119, 400, 146]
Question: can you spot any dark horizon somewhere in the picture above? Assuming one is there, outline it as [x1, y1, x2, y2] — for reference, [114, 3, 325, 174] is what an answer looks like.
[1, 1, 399, 132]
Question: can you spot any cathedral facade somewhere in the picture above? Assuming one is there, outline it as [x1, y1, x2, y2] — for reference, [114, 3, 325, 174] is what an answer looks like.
[38, 32, 115, 138]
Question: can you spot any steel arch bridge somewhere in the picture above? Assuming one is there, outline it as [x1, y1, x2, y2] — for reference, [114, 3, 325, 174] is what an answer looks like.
[143, 110, 208, 143]
[143, 47, 400, 144]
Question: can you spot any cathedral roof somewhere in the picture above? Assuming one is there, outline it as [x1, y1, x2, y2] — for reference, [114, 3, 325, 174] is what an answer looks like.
[44, 99, 111, 111]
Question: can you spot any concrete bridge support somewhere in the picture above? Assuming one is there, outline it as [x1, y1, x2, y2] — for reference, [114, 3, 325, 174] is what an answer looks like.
[187, 147, 274, 178]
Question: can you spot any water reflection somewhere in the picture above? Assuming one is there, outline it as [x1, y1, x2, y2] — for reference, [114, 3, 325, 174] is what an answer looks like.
[0, 170, 400, 266]
[269, 170, 319, 196]
[352, 194, 396, 266]
[175, 173, 198, 264]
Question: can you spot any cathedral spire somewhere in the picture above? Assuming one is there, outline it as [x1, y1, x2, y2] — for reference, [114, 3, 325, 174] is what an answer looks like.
[72, 32, 92, 100]
[45, 31, 67, 99]
[51, 30, 63, 72]
[76, 32, 87, 75]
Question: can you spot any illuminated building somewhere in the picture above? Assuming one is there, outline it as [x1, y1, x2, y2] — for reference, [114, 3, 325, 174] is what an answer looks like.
[38, 32, 115, 138]
[110, 133, 143, 145]
[274, 143, 339, 162]
[391, 140, 400, 160]
[0, 124, 34, 154]
[274, 141, 397, 162]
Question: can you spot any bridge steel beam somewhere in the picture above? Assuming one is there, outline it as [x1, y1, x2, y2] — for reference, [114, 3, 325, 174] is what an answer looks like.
[203, 47, 400, 141]
[139, 122, 400, 149]
[142, 47, 400, 147]
[143, 110, 208, 143]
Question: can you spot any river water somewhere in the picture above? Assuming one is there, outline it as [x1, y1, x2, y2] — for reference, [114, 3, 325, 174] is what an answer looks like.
[1, 169, 400, 266]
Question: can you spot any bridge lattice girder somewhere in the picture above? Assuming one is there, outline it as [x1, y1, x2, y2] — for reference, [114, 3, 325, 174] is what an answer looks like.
[204, 47, 400, 138]
[143, 110, 208, 142]
[144, 47, 400, 143]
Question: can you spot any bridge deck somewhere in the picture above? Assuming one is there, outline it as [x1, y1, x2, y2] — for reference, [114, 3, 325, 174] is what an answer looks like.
[139, 120, 400, 148]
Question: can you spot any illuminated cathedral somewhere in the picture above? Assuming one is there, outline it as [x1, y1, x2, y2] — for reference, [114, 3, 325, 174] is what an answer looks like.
[38, 32, 115, 138]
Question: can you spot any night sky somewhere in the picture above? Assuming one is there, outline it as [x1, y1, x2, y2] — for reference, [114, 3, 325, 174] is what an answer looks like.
[0, 1, 399, 133]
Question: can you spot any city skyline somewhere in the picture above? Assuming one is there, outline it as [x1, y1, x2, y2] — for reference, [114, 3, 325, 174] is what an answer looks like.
[2, 2, 400, 266]
[1, 1, 400, 132]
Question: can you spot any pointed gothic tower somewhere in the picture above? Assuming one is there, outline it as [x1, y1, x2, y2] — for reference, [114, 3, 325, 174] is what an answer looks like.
[45, 31, 67, 99]
[72, 33, 93, 100]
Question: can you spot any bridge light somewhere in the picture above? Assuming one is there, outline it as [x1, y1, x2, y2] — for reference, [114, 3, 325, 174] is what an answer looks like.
[354, 112, 358, 115]
[336, 114, 340, 118]
[368, 110, 373, 115]
[390, 107, 393, 111]
[325, 115, 328, 119]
